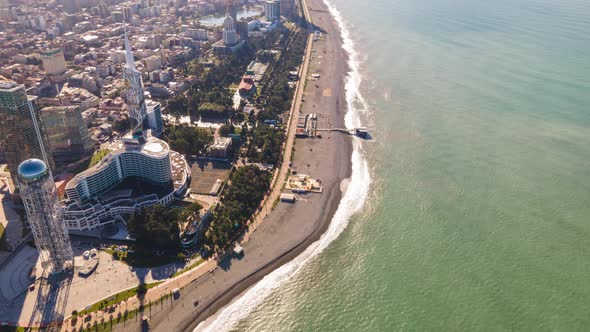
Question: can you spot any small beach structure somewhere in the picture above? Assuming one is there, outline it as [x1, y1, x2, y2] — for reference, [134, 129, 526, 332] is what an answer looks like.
[172, 288, 180, 299]
[286, 174, 323, 193]
[280, 193, 296, 203]
[233, 244, 244, 256]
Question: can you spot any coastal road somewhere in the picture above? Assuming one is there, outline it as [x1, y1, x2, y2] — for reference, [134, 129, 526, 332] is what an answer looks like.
[241, 4, 314, 244]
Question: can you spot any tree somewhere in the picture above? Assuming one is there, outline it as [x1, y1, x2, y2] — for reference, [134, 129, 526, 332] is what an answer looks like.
[181, 202, 203, 222]
[137, 284, 148, 295]
[113, 117, 130, 133]
[204, 166, 271, 250]
[218, 124, 235, 137]
[196, 102, 228, 118]
[127, 205, 182, 250]
[166, 95, 189, 119]
[246, 124, 284, 165]
[164, 125, 213, 156]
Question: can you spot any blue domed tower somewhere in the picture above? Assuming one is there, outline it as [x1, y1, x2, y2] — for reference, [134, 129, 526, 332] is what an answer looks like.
[18, 159, 73, 274]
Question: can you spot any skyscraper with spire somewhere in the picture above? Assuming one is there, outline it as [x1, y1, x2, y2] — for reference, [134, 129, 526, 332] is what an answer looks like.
[122, 27, 147, 129]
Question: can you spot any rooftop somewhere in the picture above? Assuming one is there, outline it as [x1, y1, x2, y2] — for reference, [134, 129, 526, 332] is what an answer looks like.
[109, 134, 170, 158]
[0, 77, 20, 91]
[18, 159, 48, 181]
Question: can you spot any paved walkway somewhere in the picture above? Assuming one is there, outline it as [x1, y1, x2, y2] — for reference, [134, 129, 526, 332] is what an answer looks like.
[0, 178, 24, 251]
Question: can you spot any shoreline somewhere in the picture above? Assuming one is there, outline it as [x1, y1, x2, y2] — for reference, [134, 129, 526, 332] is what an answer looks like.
[117, 0, 353, 330]
[184, 180, 346, 331]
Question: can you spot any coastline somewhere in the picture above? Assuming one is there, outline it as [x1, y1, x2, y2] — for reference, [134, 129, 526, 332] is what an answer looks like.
[117, 0, 353, 330]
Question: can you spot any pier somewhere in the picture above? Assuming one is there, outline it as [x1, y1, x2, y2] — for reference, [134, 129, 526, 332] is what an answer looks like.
[316, 127, 370, 138]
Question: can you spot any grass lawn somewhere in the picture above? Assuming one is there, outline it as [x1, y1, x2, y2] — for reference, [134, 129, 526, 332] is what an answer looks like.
[70, 149, 109, 175]
[88, 149, 110, 168]
[78, 281, 162, 316]
[171, 258, 205, 278]
[0, 327, 38, 332]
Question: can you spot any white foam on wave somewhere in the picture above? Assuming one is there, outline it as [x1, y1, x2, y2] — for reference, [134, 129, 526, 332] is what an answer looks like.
[195, 2, 371, 331]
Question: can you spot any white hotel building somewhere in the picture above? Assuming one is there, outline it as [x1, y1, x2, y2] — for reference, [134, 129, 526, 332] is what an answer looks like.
[63, 131, 189, 231]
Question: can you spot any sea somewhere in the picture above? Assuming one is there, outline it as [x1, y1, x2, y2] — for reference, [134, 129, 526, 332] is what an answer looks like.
[197, 0, 590, 330]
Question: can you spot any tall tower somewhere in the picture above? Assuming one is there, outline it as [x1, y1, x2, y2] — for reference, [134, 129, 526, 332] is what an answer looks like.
[222, 14, 237, 45]
[18, 159, 73, 274]
[227, 0, 237, 23]
[122, 27, 147, 130]
[0, 77, 54, 192]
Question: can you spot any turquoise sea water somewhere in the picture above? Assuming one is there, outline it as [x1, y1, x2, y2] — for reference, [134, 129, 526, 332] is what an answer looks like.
[205, 0, 590, 330]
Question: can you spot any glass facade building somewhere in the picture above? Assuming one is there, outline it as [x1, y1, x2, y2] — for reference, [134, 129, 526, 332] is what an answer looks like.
[0, 78, 54, 189]
[41, 105, 95, 164]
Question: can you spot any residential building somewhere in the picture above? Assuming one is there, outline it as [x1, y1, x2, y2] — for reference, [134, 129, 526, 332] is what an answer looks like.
[280, 0, 295, 17]
[39, 48, 67, 81]
[146, 100, 163, 135]
[208, 137, 232, 158]
[264, 0, 280, 21]
[236, 20, 249, 39]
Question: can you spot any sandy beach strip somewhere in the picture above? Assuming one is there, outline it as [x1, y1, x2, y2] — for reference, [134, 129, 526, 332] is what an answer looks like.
[117, 1, 352, 330]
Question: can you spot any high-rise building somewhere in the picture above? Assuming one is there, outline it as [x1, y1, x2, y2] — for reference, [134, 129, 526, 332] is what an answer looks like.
[236, 20, 249, 39]
[264, 0, 280, 21]
[18, 159, 73, 274]
[222, 14, 237, 45]
[146, 100, 163, 136]
[39, 48, 67, 79]
[280, 0, 295, 17]
[41, 105, 95, 164]
[122, 6, 133, 21]
[0, 77, 54, 191]
[122, 27, 148, 129]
